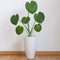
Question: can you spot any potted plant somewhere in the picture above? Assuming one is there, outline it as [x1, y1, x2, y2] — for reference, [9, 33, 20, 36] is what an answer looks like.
[10, 0, 45, 59]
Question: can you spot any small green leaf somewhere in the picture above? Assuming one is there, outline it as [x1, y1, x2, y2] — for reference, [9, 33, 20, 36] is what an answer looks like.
[25, 1, 37, 14]
[34, 24, 42, 32]
[16, 25, 24, 35]
[21, 17, 30, 24]
[34, 12, 45, 23]
[10, 14, 19, 25]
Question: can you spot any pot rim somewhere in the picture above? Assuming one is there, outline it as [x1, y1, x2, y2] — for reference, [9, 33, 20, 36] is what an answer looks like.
[25, 35, 36, 37]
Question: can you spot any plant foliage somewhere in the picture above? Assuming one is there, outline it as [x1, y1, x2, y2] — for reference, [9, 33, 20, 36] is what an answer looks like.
[10, 14, 19, 25]
[10, 0, 45, 37]
[25, 1, 37, 14]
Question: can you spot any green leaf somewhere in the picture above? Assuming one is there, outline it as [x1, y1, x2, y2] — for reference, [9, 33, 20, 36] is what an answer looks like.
[10, 14, 19, 25]
[25, 1, 37, 14]
[16, 25, 24, 35]
[21, 17, 30, 24]
[34, 12, 45, 23]
[34, 24, 42, 32]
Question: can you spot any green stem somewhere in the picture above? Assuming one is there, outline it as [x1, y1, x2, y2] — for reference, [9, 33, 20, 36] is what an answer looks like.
[27, 22, 35, 37]
[20, 20, 28, 33]
[22, 23, 29, 33]
[30, 21, 35, 36]
[27, 12, 29, 30]
[22, 23, 31, 37]
[27, 23, 29, 32]
[27, 12, 31, 37]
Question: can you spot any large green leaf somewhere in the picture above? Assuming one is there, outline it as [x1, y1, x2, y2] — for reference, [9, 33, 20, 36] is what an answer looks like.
[34, 24, 42, 32]
[21, 17, 30, 24]
[34, 12, 45, 23]
[16, 25, 24, 35]
[10, 14, 19, 25]
[25, 1, 37, 14]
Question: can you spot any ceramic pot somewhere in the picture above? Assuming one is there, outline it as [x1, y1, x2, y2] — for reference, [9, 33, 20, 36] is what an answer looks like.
[24, 37, 37, 59]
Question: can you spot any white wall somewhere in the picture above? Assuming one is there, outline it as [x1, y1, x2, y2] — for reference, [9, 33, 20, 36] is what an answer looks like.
[0, 0, 60, 51]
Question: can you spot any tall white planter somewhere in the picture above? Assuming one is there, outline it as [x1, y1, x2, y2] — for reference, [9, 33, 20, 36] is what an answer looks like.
[24, 37, 37, 59]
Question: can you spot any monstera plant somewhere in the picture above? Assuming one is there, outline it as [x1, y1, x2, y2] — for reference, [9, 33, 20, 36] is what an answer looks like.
[10, 0, 45, 37]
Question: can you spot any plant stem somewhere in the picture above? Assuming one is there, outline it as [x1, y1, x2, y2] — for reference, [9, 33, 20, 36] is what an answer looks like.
[30, 21, 35, 36]
[22, 23, 29, 33]
[27, 12, 30, 30]
[27, 21, 35, 37]
[22, 21, 31, 37]
[27, 12, 31, 37]
[22, 12, 35, 37]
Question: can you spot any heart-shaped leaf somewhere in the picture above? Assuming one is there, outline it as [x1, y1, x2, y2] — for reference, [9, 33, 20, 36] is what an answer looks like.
[10, 14, 19, 25]
[21, 17, 30, 24]
[25, 1, 37, 14]
[16, 25, 24, 35]
[34, 24, 42, 32]
[34, 12, 45, 23]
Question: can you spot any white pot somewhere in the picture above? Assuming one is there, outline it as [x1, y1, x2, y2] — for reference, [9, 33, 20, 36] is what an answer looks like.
[24, 37, 37, 59]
